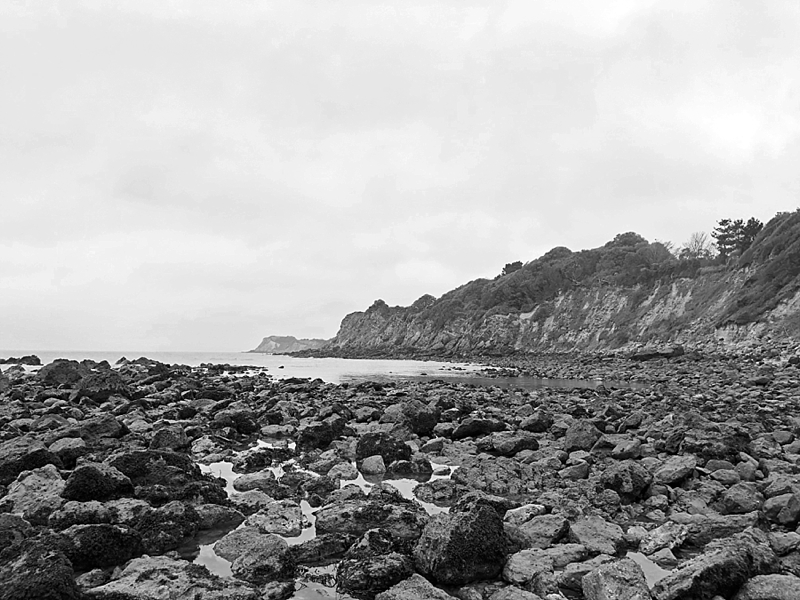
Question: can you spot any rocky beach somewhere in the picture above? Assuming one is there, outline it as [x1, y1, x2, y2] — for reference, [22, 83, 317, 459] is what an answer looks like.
[2, 348, 800, 600]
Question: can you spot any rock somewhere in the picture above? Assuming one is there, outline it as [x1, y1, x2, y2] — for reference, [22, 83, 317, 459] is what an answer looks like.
[504, 504, 547, 527]
[0, 513, 34, 547]
[37, 359, 87, 386]
[653, 455, 697, 486]
[733, 573, 800, 599]
[558, 554, 615, 591]
[0, 537, 80, 600]
[375, 573, 454, 600]
[245, 499, 305, 537]
[520, 410, 554, 433]
[59, 523, 145, 570]
[361, 455, 387, 475]
[502, 548, 555, 588]
[290, 532, 356, 564]
[230, 536, 295, 584]
[0, 435, 63, 485]
[61, 462, 133, 501]
[414, 504, 508, 586]
[452, 416, 506, 440]
[477, 431, 539, 456]
[564, 420, 602, 452]
[582, 557, 651, 600]
[489, 586, 545, 600]
[1, 464, 65, 525]
[149, 424, 190, 451]
[79, 414, 124, 441]
[315, 488, 428, 542]
[398, 399, 440, 436]
[559, 460, 590, 480]
[356, 432, 412, 467]
[77, 370, 131, 401]
[517, 514, 570, 549]
[651, 529, 778, 600]
[600, 460, 653, 503]
[84, 555, 261, 599]
[48, 500, 112, 530]
[764, 493, 800, 526]
[452, 490, 520, 518]
[670, 511, 759, 547]
[195, 503, 245, 531]
[720, 482, 764, 514]
[639, 521, 689, 555]
[132, 500, 200, 554]
[568, 516, 624, 556]
[337, 552, 415, 599]
[47, 437, 87, 469]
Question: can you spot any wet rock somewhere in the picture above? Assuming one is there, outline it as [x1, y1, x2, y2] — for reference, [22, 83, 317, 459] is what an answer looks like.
[61, 462, 134, 501]
[375, 573, 454, 600]
[337, 552, 415, 599]
[733, 573, 800, 599]
[296, 419, 341, 450]
[59, 523, 145, 570]
[245, 499, 305, 537]
[564, 420, 602, 452]
[0, 537, 80, 600]
[230, 536, 295, 584]
[651, 529, 778, 600]
[1, 463, 65, 525]
[195, 503, 245, 530]
[653, 455, 697, 486]
[414, 504, 508, 586]
[290, 532, 356, 564]
[582, 557, 651, 600]
[0, 435, 63, 485]
[356, 432, 412, 467]
[84, 555, 261, 599]
[568, 516, 624, 556]
[600, 459, 653, 503]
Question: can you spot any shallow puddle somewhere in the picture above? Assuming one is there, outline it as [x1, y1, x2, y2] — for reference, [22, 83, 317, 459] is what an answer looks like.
[627, 551, 672, 587]
[192, 441, 455, 598]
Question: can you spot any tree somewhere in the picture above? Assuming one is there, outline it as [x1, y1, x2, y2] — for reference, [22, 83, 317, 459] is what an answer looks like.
[679, 231, 714, 260]
[712, 217, 764, 259]
[501, 261, 523, 276]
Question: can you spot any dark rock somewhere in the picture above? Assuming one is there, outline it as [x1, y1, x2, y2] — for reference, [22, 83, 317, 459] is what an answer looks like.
[564, 420, 602, 452]
[59, 523, 145, 570]
[79, 414, 125, 441]
[290, 532, 356, 564]
[582, 557, 651, 600]
[414, 504, 508, 586]
[600, 460, 653, 503]
[477, 431, 539, 456]
[0, 435, 63, 485]
[37, 359, 88, 386]
[48, 437, 87, 469]
[452, 416, 506, 440]
[132, 500, 200, 554]
[520, 410, 554, 433]
[337, 552, 415, 599]
[0, 537, 80, 600]
[61, 462, 134, 501]
[356, 432, 412, 466]
[76, 371, 131, 401]
[149, 424, 190, 451]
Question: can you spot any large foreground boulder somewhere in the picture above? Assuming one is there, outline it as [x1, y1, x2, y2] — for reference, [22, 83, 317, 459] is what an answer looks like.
[0, 537, 80, 600]
[414, 504, 509, 586]
[84, 555, 262, 599]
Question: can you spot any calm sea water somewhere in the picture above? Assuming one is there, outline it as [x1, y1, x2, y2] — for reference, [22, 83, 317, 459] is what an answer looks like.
[1, 350, 643, 389]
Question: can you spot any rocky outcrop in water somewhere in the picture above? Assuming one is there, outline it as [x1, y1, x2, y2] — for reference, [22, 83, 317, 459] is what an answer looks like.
[1, 351, 800, 598]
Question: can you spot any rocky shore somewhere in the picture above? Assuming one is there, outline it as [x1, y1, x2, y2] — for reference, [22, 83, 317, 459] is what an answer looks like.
[1, 350, 800, 599]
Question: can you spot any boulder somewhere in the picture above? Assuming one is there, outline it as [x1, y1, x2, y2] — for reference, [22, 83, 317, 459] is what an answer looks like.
[59, 523, 145, 570]
[131, 500, 200, 554]
[582, 557, 652, 600]
[337, 552, 415, 599]
[76, 370, 131, 401]
[477, 431, 539, 456]
[61, 462, 133, 501]
[375, 573, 454, 600]
[356, 432, 412, 466]
[414, 504, 508, 586]
[600, 460, 653, 503]
[79, 414, 124, 441]
[517, 514, 570, 549]
[0, 435, 63, 485]
[48, 437, 87, 469]
[245, 499, 305, 537]
[564, 420, 602, 452]
[37, 359, 87, 386]
[733, 574, 800, 600]
[0, 537, 80, 600]
[653, 455, 697, 486]
[149, 424, 190, 451]
[452, 416, 506, 440]
[568, 516, 624, 556]
[84, 555, 261, 599]
[1, 464, 65, 525]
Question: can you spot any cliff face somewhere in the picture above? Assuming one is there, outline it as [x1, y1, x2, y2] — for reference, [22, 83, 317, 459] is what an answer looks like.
[328, 211, 800, 356]
[250, 336, 328, 354]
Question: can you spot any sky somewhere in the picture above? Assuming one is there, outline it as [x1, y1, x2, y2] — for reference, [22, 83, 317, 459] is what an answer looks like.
[2, 0, 799, 352]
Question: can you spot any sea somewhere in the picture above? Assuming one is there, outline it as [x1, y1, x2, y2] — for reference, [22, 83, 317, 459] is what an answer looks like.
[1, 349, 642, 390]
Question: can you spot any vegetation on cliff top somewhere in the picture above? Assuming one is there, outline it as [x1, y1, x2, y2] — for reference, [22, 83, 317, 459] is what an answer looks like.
[363, 210, 799, 332]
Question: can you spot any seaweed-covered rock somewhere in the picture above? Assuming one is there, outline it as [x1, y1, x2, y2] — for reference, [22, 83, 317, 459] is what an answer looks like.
[337, 553, 415, 599]
[61, 462, 133, 502]
[59, 523, 145, 570]
[0, 537, 80, 600]
[356, 432, 412, 466]
[0, 436, 63, 486]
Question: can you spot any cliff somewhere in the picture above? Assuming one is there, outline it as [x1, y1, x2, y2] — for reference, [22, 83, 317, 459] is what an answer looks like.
[249, 336, 328, 354]
[327, 210, 800, 357]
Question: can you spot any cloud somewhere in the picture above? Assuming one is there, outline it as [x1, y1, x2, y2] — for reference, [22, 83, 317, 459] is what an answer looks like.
[1, 0, 799, 350]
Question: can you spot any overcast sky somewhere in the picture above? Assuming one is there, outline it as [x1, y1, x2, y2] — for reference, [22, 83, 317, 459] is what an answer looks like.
[2, 1, 799, 352]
